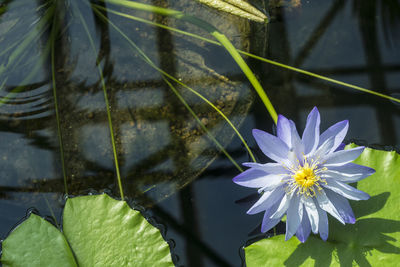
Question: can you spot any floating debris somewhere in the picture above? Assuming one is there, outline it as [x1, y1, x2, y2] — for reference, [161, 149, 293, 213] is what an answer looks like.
[197, 0, 268, 23]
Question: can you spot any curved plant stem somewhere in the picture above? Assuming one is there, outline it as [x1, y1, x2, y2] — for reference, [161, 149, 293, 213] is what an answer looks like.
[74, 4, 125, 199]
[92, 5, 256, 164]
[100, 6, 400, 105]
[238, 52, 400, 104]
[102, 0, 278, 123]
[50, 8, 68, 195]
[0, 4, 54, 76]
[163, 77, 243, 172]
[0, 39, 51, 106]
[0, 6, 54, 106]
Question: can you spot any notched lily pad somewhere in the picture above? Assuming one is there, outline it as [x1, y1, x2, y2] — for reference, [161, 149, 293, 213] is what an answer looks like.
[244, 146, 400, 266]
[63, 194, 174, 266]
[1, 213, 77, 267]
[1, 194, 174, 267]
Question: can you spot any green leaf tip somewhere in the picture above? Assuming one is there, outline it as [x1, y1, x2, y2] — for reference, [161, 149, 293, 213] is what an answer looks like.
[197, 0, 268, 23]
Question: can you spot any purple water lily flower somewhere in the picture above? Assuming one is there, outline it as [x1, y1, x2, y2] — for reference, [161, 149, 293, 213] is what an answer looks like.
[233, 107, 375, 242]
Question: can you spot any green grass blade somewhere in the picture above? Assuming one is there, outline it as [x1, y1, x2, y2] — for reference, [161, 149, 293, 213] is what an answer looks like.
[100, 6, 400, 104]
[102, 0, 278, 123]
[50, 8, 68, 195]
[237, 52, 400, 104]
[163, 77, 243, 172]
[74, 3, 125, 199]
[0, 6, 56, 106]
[0, 79, 7, 91]
[92, 5, 256, 163]
[0, 39, 51, 106]
[0, 5, 54, 77]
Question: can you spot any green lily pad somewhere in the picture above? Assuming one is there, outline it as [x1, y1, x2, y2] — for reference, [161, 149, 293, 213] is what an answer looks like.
[63, 194, 174, 266]
[1, 213, 77, 267]
[1, 194, 174, 266]
[245, 146, 400, 266]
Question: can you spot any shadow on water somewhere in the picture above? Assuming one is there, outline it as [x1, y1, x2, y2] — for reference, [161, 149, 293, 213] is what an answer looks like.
[284, 192, 400, 266]
[0, 0, 254, 209]
[0, 0, 400, 266]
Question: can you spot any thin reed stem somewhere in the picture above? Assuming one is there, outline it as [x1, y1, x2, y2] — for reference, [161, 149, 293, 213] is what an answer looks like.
[164, 77, 243, 172]
[102, 0, 278, 123]
[92, 5, 256, 164]
[99, 5, 400, 104]
[50, 8, 68, 195]
[75, 3, 125, 199]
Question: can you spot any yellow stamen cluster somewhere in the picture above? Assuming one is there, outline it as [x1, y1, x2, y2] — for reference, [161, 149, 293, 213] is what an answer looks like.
[293, 164, 318, 188]
[286, 159, 326, 197]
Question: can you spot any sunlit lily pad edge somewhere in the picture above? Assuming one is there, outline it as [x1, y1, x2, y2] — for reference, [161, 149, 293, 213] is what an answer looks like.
[1, 194, 174, 267]
[244, 146, 400, 266]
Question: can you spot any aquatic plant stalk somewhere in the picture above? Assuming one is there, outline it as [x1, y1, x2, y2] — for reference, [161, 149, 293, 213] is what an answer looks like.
[0, 5, 56, 107]
[197, 0, 267, 23]
[0, 4, 54, 77]
[0, 79, 7, 91]
[74, 4, 125, 199]
[0, 38, 51, 106]
[50, 9, 68, 195]
[102, 0, 278, 123]
[164, 77, 243, 172]
[101, 7, 400, 104]
[92, 5, 253, 167]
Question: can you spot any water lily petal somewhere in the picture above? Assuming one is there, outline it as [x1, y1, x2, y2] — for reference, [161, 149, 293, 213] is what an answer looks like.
[261, 216, 281, 233]
[316, 190, 345, 224]
[247, 186, 285, 215]
[323, 179, 370, 200]
[270, 193, 291, 219]
[261, 201, 282, 233]
[302, 107, 320, 155]
[322, 146, 365, 166]
[313, 136, 335, 161]
[316, 206, 329, 241]
[295, 210, 312, 243]
[258, 176, 286, 193]
[234, 109, 373, 242]
[323, 163, 375, 183]
[277, 115, 304, 162]
[324, 189, 355, 224]
[277, 115, 292, 146]
[242, 162, 289, 174]
[302, 196, 319, 234]
[285, 196, 303, 241]
[252, 129, 289, 163]
[289, 120, 304, 164]
[233, 169, 282, 188]
[319, 120, 349, 153]
[335, 142, 346, 152]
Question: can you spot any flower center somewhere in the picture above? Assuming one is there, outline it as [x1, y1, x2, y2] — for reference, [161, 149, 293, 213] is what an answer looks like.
[287, 160, 326, 197]
[293, 166, 318, 188]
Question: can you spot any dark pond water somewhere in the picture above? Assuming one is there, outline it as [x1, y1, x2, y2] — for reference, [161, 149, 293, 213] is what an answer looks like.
[0, 0, 399, 266]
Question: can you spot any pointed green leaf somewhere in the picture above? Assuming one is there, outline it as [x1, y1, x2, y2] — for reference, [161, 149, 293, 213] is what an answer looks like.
[63, 194, 174, 267]
[197, 0, 268, 23]
[1, 214, 77, 267]
[245, 147, 400, 266]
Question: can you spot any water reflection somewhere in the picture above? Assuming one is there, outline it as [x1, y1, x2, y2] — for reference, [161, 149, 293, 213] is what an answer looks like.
[0, 0, 399, 266]
[0, 0, 254, 243]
